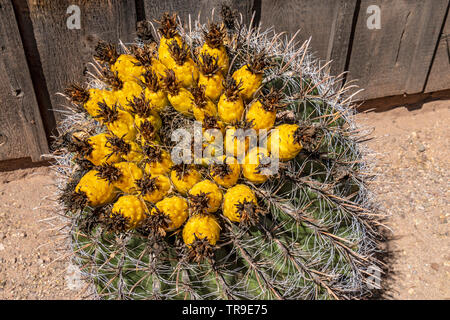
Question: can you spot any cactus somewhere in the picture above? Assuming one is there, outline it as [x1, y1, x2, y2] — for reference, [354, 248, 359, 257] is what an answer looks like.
[51, 7, 382, 300]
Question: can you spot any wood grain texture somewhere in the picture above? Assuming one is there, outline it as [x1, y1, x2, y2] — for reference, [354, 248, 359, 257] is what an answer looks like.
[425, 6, 450, 93]
[142, 0, 255, 29]
[25, 0, 136, 124]
[0, 0, 48, 162]
[347, 0, 449, 101]
[260, 0, 357, 77]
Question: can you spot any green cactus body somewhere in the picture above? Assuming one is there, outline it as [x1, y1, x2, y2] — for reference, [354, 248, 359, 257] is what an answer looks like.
[53, 9, 382, 300]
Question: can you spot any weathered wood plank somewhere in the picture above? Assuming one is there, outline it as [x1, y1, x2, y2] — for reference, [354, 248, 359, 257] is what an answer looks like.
[0, 0, 48, 162]
[260, 0, 357, 77]
[142, 0, 255, 29]
[25, 0, 137, 124]
[347, 0, 449, 101]
[425, 6, 450, 93]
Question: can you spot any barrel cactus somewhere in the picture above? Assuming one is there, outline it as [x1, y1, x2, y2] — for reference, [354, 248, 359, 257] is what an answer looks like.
[51, 7, 382, 300]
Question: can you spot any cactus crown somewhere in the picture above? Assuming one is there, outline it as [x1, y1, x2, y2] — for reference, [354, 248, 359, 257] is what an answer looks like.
[105, 210, 131, 233]
[202, 115, 221, 130]
[189, 193, 211, 215]
[235, 199, 261, 226]
[141, 210, 171, 237]
[65, 134, 93, 157]
[171, 163, 191, 179]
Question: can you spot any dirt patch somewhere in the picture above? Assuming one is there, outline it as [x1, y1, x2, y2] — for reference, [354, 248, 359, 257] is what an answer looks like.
[0, 100, 448, 299]
[0, 167, 88, 299]
[356, 100, 450, 299]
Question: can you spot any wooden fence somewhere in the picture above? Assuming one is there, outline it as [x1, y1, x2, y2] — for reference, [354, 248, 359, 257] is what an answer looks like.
[0, 0, 449, 164]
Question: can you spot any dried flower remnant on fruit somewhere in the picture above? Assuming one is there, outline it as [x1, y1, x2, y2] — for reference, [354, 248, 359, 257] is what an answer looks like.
[94, 41, 119, 65]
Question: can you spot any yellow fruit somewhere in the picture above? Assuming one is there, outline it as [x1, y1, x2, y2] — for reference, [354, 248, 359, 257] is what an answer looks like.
[111, 195, 147, 229]
[82, 88, 109, 118]
[246, 101, 275, 131]
[105, 109, 137, 141]
[223, 184, 258, 223]
[202, 115, 225, 141]
[218, 95, 244, 123]
[168, 86, 195, 116]
[75, 170, 117, 207]
[161, 70, 195, 116]
[232, 53, 268, 101]
[127, 93, 163, 131]
[151, 196, 189, 231]
[157, 13, 182, 66]
[224, 126, 250, 158]
[200, 45, 229, 75]
[135, 112, 162, 132]
[210, 156, 240, 188]
[105, 135, 143, 163]
[113, 162, 144, 194]
[182, 214, 220, 246]
[200, 23, 229, 74]
[122, 141, 144, 163]
[139, 70, 169, 112]
[189, 180, 223, 213]
[144, 87, 169, 112]
[166, 39, 199, 88]
[159, 35, 182, 67]
[136, 174, 171, 203]
[191, 85, 217, 122]
[246, 88, 283, 132]
[232, 65, 262, 101]
[151, 58, 169, 81]
[242, 147, 271, 184]
[114, 81, 144, 112]
[85, 133, 120, 166]
[268, 124, 303, 161]
[170, 165, 202, 194]
[198, 72, 224, 102]
[197, 52, 224, 101]
[218, 77, 244, 123]
[130, 43, 167, 83]
[111, 54, 145, 82]
[142, 144, 173, 176]
[136, 121, 161, 145]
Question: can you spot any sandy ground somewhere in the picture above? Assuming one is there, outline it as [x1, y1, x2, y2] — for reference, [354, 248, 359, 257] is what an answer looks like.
[0, 100, 448, 300]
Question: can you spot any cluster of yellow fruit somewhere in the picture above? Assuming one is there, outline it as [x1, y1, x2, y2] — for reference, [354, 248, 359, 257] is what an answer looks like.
[65, 13, 304, 253]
